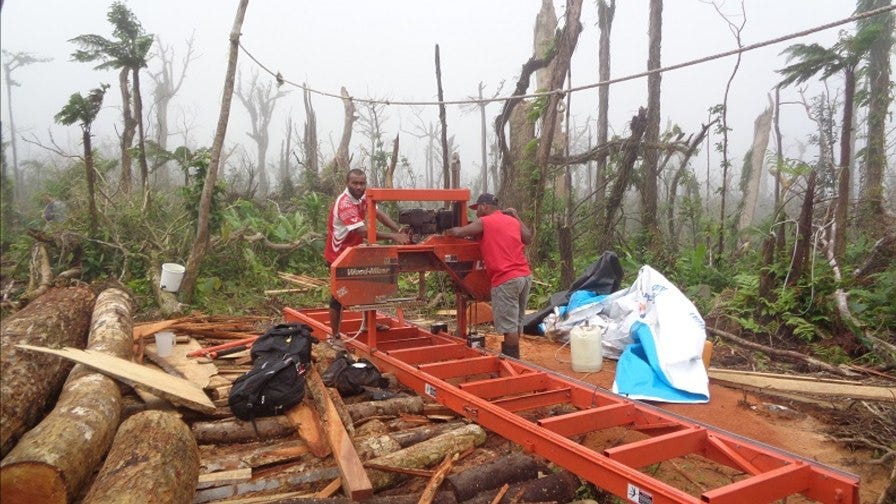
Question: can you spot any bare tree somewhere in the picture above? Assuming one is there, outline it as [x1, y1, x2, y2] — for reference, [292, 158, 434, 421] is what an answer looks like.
[532, 0, 584, 260]
[302, 85, 319, 188]
[594, 0, 615, 253]
[641, 0, 664, 253]
[149, 34, 196, 185]
[2, 50, 51, 203]
[322, 87, 358, 193]
[706, 0, 746, 262]
[181, 0, 249, 303]
[235, 69, 289, 197]
[356, 99, 389, 186]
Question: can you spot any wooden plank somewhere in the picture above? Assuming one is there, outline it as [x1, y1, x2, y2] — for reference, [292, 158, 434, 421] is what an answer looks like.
[16, 345, 216, 413]
[708, 368, 895, 402]
[146, 338, 218, 389]
[306, 367, 374, 500]
[197, 468, 252, 489]
[284, 403, 331, 458]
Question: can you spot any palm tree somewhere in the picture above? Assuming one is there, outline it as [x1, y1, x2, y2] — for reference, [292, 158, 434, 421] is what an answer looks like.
[778, 25, 880, 260]
[54, 84, 109, 235]
[70, 1, 152, 196]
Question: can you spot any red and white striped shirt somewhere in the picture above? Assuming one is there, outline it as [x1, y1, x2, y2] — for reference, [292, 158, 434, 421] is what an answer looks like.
[325, 189, 367, 264]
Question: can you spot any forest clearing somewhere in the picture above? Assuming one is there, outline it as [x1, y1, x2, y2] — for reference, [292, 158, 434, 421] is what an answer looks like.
[1, 1, 895, 503]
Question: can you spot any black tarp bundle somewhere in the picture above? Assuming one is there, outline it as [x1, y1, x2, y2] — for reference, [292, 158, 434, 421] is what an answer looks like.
[522, 251, 623, 335]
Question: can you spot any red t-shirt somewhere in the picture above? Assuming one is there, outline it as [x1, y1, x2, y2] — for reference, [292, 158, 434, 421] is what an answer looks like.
[479, 212, 531, 287]
[325, 189, 367, 264]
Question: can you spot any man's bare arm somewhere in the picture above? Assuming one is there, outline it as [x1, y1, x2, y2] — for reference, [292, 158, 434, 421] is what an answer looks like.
[445, 220, 483, 238]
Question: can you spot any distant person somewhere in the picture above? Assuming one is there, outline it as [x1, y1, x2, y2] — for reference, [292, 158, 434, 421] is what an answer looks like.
[446, 193, 532, 358]
[41, 193, 67, 224]
[325, 168, 410, 347]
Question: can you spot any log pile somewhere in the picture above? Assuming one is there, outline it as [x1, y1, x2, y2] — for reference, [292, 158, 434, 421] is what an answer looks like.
[0, 304, 583, 503]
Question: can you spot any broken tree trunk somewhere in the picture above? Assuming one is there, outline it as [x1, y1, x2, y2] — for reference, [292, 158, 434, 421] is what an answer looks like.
[365, 423, 487, 491]
[82, 411, 199, 504]
[191, 415, 296, 444]
[0, 286, 96, 458]
[149, 260, 185, 318]
[0, 288, 134, 504]
[445, 452, 549, 501]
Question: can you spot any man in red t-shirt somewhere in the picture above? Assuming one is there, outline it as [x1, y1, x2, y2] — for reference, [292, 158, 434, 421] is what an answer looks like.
[326, 169, 409, 345]
[445, 193, 532, 358]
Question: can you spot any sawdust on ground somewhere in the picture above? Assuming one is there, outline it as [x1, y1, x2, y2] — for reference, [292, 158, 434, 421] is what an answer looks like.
[473, 331, 892, 503]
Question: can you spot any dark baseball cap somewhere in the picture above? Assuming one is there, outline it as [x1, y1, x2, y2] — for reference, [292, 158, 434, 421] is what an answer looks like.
[470, 193, 498, 210]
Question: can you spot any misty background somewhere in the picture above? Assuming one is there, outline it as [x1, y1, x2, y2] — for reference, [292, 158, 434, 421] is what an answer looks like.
[1, 0, 858, 195]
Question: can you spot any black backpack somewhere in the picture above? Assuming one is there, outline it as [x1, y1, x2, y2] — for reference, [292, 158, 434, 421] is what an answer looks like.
[228, 323, 315, 421]
[321, 350, 388, 396]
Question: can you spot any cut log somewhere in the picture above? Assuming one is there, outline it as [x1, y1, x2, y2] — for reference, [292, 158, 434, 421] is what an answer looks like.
[0, 288, 134, 504]
[460, 469, 580, 504]
[389, 420, 469, 448]
[192, 465, 340, 503]
[354, 433, 402, 461]
[366, 423, 487, 491]
[192, 416, 296, 444]
[365, 492, 457, 504]
[446, 452, 549, 501]
[305, 367, 373, 500]
[199, 438, 309, 473]
[0, 286, 96, 458]
[346, 396, 425, 422]
[82, 410, 199, 504]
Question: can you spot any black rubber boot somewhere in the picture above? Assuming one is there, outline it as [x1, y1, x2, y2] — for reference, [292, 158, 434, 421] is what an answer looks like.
[500, 342, 520, 359]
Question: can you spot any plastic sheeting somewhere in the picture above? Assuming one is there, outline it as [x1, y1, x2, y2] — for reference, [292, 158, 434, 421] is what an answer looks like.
[540, 265, 709, 403]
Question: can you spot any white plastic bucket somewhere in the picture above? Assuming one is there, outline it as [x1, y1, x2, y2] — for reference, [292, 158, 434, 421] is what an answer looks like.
[160, 263, 186, 293]
[570, 321, 604, 373]
[154, 331, 175, 357]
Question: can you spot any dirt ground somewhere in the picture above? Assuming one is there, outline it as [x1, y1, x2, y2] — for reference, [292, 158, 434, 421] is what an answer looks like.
[474, 331, 892, 503]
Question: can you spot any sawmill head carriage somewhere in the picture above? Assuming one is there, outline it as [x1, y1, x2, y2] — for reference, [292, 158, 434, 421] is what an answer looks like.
[328, 188, 491, 340]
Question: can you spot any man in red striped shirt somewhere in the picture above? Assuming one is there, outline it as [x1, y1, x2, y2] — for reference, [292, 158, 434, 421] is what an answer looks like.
[326, 169, 410, 345]
[446, 193, 533, 358]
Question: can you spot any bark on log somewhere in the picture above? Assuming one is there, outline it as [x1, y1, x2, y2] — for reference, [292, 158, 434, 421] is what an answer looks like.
[0, 288, 134, 504]
[389, 420, 469, 448]
[460, 469, 580, 504]
[199, 438, 309, 473]
[0, 286, 96, 458]
[365, 423, 487, 491]
[192, 415, 296, 444]
[82, 410, 199, 504]
[446, 452, 549, 501]
[346, 396, 424, 422]
[364, 492, 456, 504]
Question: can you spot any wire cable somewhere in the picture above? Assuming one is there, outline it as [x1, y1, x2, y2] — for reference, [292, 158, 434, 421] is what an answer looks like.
[239, 5, 895, 108]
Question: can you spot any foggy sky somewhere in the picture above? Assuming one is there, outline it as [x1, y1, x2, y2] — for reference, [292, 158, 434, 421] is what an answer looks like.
[1, 1, 854, 191]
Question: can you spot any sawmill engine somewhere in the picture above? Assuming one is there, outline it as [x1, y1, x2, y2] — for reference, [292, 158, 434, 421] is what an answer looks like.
[398, 207, 458, 242]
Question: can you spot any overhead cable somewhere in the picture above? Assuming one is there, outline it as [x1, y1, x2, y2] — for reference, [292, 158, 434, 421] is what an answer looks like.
[239, 4, 895, 107]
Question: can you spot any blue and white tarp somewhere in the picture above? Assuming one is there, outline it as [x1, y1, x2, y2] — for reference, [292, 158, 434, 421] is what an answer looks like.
[540, 265, 709, 403]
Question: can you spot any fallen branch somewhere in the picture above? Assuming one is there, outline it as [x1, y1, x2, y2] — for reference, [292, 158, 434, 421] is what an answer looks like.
[706, 326, 855, 377]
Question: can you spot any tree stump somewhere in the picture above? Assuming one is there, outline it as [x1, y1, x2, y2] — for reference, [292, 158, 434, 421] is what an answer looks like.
[82, 411, 199, 504]
[0, 288, 134, 504]
[0, 286, 96, 457]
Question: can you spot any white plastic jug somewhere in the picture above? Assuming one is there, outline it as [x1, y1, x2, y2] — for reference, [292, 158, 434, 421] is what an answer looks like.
[160, 263, 186, 292]
[570, 321, 604, 372]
